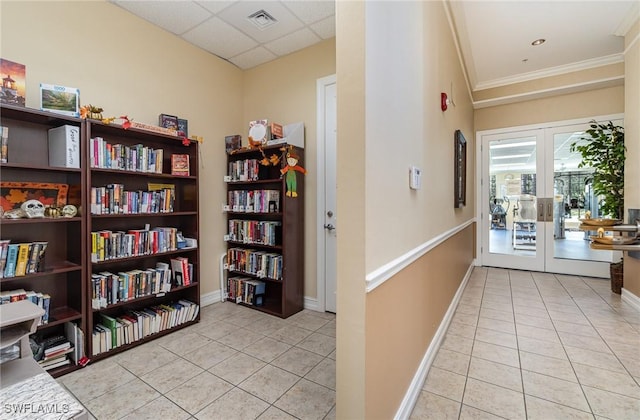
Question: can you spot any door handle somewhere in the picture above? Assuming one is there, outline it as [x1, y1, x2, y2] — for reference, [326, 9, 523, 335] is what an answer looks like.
[537, 201, 546, 222]
[324, 224, 336, 231]
[546, 202, 553, 221]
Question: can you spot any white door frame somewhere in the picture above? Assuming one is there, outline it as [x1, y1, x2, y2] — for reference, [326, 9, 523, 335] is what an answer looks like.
[476, 113, 624, 275]
[316, 74, 337, 313]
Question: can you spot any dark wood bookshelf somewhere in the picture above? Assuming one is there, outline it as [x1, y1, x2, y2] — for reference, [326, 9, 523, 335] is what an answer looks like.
[0, 105, 87, 377]
[86, 119, 200, 360]
[224, 144, 304, 318]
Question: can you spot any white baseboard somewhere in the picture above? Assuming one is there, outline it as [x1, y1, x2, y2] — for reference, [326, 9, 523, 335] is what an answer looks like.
[394, 262, 475, 420]
[621, 288, 640, 312]
[201, 290, 223, 307]
[304, 297, 320, 312]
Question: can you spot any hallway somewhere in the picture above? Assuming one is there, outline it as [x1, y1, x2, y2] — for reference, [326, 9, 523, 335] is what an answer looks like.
[411, 267, 640, 419]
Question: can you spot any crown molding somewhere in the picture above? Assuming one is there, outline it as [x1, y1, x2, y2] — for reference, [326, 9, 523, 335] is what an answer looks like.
[474, 54, 624, 91]
[614, 4, 639, 36]
[473, 76, 624, 109]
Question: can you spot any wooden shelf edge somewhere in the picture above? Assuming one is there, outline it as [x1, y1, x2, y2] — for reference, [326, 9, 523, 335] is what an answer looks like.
[91, 283, 199, 312]
[590, 243, 640, 251]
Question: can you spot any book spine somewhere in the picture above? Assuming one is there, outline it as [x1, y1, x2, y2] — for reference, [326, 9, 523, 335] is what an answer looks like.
[1, 125, 8, 163]
[14, 243, 31, 276]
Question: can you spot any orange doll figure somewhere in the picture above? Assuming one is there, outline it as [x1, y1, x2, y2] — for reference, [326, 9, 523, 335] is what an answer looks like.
[280, 150, 306, 197]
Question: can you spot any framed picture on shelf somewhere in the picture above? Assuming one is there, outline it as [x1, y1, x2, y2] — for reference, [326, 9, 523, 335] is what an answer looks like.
[1, 58, 26, 107]
[159, 114, 178, 132]
[225, 135, 242, 154]
[40, 84, 79, 117]
[454, 129, 467, 208]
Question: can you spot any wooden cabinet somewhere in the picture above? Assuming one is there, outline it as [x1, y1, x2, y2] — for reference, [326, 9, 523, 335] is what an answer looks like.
[0, 104, 86, 377]
[224, 144, 304, 318]
[85, 120, 200, 360]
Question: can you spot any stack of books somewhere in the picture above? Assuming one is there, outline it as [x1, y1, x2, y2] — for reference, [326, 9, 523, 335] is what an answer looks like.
[34, 335, 73, 371]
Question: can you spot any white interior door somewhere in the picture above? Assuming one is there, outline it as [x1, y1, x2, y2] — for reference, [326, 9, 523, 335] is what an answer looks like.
[317, 75, 337, 313]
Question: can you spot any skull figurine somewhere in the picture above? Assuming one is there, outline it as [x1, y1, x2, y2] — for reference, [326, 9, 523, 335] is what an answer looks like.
[21, 200, 45, 218]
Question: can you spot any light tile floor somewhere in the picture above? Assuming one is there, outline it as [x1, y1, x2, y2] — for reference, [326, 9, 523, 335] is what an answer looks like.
[411, 267, 640, 420]
[58, 303, 336, 420]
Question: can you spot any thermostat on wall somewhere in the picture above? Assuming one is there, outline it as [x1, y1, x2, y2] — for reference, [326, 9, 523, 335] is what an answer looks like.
[409, 166, 422, 190]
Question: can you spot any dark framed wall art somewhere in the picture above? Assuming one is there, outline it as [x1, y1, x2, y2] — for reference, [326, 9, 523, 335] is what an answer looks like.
[454, 129, 467, 208]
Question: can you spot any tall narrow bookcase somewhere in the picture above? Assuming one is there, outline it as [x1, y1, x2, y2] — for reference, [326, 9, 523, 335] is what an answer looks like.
[224, 144, 304, 318]
[0, 104, 86, 378]
[86, 120, 200, 360]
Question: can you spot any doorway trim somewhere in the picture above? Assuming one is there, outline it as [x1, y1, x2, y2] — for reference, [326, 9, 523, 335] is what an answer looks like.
[475, 112, 624, 272]
[316, 73, 336, 313]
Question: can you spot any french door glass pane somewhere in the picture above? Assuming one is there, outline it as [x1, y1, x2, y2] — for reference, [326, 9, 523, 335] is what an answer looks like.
[488, 137, 537, 257]
[552, 131, 610, 262]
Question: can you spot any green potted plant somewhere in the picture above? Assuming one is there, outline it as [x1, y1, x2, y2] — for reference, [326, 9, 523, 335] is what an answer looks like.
[571, 120, 625, 293]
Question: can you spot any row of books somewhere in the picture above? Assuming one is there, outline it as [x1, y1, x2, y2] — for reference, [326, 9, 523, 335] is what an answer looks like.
[1, 288, 51, 325]
[92, 300, 199, 356]
[91, 184, 175, 215]
[226, 220, 282, 246]
[90, 136, 164, 173]
[90, 227, 178, 263]
[1, 125, 7, 163]
[226, 189, 280, 213]
[0, 240, 48, 278]
[226, 248, 283, 280]
[91, 257, 192, 309]
[226, 276, 266, 306]
[227, 158, 262, 182]
[32, 322, 84, 371]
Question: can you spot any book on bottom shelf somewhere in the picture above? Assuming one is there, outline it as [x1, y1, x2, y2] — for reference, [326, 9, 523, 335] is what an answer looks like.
[91, 300, 199, 356]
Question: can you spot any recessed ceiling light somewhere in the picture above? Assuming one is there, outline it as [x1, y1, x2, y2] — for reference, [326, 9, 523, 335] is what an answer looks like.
[531, 38, 546, 46]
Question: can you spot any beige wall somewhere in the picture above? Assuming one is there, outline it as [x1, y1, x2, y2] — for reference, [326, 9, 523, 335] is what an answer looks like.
[336, 1, 367, 418]
[242, 39, 336, 301]
[623, 20, 640, 296]
[336, 1, 475, 417]
[365, 225, 474, 419]
[364, 1, 474, 271]
[0, 1, 243, 296]
[475, 85, 624, 131]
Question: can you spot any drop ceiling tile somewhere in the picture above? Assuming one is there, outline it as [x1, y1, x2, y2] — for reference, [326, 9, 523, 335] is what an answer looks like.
[265, 28, 321, 57]
[182, 16, 258, 59]
[282, 0, 335, 24]
[217, 1, 304, 43]
[196, 0, 235, 15]
[229, 47, 278, 70]
[309, 15, 335, 40]
[113, 0, 212, 35]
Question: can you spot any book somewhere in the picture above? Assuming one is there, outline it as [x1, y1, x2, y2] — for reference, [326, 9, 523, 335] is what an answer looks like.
[48, 124, 80, 168]
[225, 135, 242, 154]
[99, 313, 119, 349]
[159, 114, 178, 131]
[270, 122, 283, 139]
[171, 154, 190, 176]
[41, 294, 51, 324]
[1, 125, 7, 163]
[170, 258, 185, 286]
[0, 239, 10, 278]
[13, 243, 31, 277]
[3, 243, 19, 278]
[177, 118, 188, 137]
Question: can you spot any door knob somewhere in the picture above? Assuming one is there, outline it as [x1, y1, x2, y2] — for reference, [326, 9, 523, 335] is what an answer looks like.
[324, 223, 335, 231]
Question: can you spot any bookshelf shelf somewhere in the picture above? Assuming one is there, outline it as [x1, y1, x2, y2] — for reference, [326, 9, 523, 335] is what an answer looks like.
[224, 144, 304, 318]
[1, 104, 86, 377]
[86, 119, 200, 360]
[91, 283, 198, 312]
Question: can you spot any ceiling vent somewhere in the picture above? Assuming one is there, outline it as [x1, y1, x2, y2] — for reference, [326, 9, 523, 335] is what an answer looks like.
[247, 9, 278, 30]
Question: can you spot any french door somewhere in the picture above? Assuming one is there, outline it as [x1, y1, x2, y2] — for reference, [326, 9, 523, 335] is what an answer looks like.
[479, 117, 622, 278]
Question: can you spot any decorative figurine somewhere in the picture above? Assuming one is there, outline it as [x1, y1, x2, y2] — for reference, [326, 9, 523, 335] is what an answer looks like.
[280, 148, 306, 197]
[21, 199, 45, 218]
